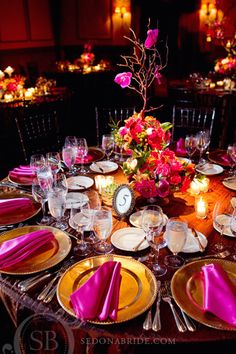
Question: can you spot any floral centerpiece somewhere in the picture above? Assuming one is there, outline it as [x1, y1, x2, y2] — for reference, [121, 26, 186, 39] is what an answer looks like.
[214, 55, 236, 78]
[113, 24, 195, 200]
[0, 66, 25, 100]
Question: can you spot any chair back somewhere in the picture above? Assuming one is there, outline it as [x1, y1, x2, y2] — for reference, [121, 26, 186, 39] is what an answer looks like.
[171, 105, 216, 142]
[95, 106, 136, 146]
[14, 96, 70, 163]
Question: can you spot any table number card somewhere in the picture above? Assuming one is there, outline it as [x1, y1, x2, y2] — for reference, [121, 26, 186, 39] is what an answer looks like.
[112, 184, 135, 218]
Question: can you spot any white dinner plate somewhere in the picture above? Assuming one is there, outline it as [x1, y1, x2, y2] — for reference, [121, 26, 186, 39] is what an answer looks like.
[164, 228, 208, 253]
[177, 157, 191, 164]
[195, 163, 224, 175]
[65, 192, 89, 209]
[111, 227, 149, 252]
[213, 214, 234, 237]
[90, 161, 118, 174]
[66, 176, 94, 190]
[222, 177, 236, 191]
[129, 210, 168, 229]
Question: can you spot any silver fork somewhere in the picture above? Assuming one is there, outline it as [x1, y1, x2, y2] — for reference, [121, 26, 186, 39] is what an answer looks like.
[152, 280, 161, 331]
[185, 249, 230, 263]
[161, 286, 187, 332]
[164, 281, 196, 332]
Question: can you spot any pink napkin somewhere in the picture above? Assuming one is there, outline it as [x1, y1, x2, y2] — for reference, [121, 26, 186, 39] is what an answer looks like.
[0, 229, 55, 269]
[9, 165, 36, 180]
[0, 198, 33, 216]
[70, 261, 122, 321]
[75, 154, 93, 164]
[189, 263, 236, 326]
[175, 138, 187, 156]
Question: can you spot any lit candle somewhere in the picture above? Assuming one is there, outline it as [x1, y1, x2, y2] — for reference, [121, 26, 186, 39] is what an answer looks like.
[189, 180, 200, 195]
[95, 175, 105, 194]
[209, 82, 215, 89]
[199, 177, 210, 193]
[0, 70, 4, 79]
[4, 93, 13, 102]
[195, 197, 208, 219]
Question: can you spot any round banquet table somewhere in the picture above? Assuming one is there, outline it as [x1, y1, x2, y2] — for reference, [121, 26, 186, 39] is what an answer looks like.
[0, 165, 236, 353]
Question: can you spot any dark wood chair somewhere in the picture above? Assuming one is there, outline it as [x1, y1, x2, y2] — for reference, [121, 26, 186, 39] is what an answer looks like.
[14, 96, 70, 163]
[171, 105, 216, 142]
[95, 106, 136, 146]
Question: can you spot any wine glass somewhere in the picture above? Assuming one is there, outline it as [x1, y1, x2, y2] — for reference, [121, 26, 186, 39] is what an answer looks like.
[64, 136, 78, 148]
[70, 201, 92, 256]
[32, 179, 50, 225]
[46, 152, 61, 176]
[30, 154, 45, 172]
[36, 166, 53, 192]
[185, 135, 197, 163]
[141, 205, 167, 276]
[83, 190, 101, 244]
[93, 208, 113, 254]
[77, 138, 88, 174]
[102, 134, 115, 161]
[48, 187, 67, 230]
[212, 201, 233, 252]
[62, 145, 77, 175]
[195, 130, 211, 165]
[52, 172, 68, 196]
[227, 143, 236, 176]
[164, 217, 188, 268]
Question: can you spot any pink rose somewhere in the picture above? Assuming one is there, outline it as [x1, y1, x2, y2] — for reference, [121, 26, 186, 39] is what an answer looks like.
[119, 126, 128, 136]
[169, 174, 181, 185]
[144, 29, 159, 49]
[157, 179, 170, 198]
[114, 72, 132, 88]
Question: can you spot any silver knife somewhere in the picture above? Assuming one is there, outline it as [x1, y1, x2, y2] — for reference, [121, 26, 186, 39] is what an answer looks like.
[152, 280, 161, 331]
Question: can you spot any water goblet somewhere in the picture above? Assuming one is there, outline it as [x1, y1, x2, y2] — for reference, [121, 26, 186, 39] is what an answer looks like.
[36, 166, 53, 192]
[46, 152, 61, 175]
[83, 190, 101, 244]
[93, 208, 113, 254]
[141, 205, 167, 276]
[185, 135, 197, 163]
[102, 134, 115, 161]
[48, 188, 67, 230]
[164, 217, 188, 268]
[195, 130, 210, 165]
[64, 136, 78, 148]
[212, 200, 234, 252]
[227, 143, 236, 176]
[70, 201, 92, 256]
[62, 145, 77, 175]
[30, 154, 45, 172]
[77, 138, 88, 174]
[32, 179, 50, 225]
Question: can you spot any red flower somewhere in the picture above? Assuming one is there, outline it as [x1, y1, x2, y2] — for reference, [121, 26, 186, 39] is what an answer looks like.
[181, 176, 191, 192]
[157, 179, 170, 198]
[135, 179, 158, 198]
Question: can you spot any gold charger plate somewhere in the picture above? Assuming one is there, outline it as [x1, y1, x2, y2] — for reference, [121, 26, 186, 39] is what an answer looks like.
[171, 259, 236, 331]
[57, 254, 157, 324]
[8, 174, 34, 186]
[0, 192, 41, 226]
[0, 225, 72, 275]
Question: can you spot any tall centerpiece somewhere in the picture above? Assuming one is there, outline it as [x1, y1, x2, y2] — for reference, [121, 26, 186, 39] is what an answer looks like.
[113, 23, 194, 201]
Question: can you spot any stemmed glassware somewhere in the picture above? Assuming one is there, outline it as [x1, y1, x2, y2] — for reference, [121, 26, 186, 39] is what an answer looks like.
[93, 208, 113, 254]
[195, 129, 211, 165]
[141, 205, 167, 276]
[46, 152, 61, 176]
[185, 135, 197, 163]
[212, 200, 234, 252]
[164, 217, 188, 268]
[70, 201, 93, 256]
[102, 134, 115, 161]
[30, 154, 45, 172]
[230, 208, 236, 260]
[83, 190, 101, 244]
[36, 166, 53, 192]
[62, 145, 77, 175]
[48, 187, 67, 230]
[77, 137, 88, 174]
[227, 143, 236, 176]
[32, 179, 50, 225]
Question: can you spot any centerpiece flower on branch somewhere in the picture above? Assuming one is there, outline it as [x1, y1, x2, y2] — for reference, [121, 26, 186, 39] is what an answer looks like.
[113, 23, 195, 199]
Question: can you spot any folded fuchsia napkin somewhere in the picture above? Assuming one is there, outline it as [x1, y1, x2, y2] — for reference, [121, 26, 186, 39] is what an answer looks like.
[75, 154, 93, 164]
[175, 138, 187, 156]
[0, 198, 33, 216]
[70, 261, 122, 321]
[0, 229, 55, 269]
[9, 165, 36, 180]
[188, 263, 236, 326]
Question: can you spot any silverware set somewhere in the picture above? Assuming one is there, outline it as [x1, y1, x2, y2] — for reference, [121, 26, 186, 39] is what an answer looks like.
[143, 280, 196, 332]
[17, 256, 75, 303]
